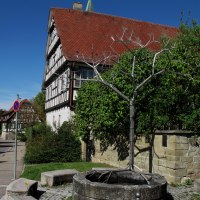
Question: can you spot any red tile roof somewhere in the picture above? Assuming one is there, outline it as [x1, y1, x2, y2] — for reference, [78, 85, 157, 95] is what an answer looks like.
[51, 8, 178, 63]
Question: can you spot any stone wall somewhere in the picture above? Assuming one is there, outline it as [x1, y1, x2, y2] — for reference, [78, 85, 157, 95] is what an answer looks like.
[91, 130, 200, 184]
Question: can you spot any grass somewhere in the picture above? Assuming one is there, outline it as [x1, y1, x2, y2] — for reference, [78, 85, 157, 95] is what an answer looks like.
[21, 162, 113, 180]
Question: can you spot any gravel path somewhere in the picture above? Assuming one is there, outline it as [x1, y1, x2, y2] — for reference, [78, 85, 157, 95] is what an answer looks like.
[38, 184, 198, 200]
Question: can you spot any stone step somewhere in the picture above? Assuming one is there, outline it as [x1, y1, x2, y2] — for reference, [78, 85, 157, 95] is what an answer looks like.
[5, 178, 38, 200]
[41, 169, 78, 187]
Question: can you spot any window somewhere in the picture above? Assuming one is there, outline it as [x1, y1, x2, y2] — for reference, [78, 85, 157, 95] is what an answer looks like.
[61, 75, 66, 91]
[56, 79, 59, 94]
[74, 71, 81, 88]
[65, 71, 69, 88]
[74, 69, 95, 88]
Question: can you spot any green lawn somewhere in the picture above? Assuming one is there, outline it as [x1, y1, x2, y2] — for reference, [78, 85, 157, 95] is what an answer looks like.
[21, 162, 113, 180]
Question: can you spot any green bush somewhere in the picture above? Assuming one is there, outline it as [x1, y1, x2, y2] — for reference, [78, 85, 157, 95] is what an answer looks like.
[56, 121, 81, 162]
[24, 121, 81, 164]
[25, 122, 52, 141]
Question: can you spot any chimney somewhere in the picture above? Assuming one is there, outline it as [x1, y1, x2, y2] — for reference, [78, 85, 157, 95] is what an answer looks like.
[73, 2, 83, 11]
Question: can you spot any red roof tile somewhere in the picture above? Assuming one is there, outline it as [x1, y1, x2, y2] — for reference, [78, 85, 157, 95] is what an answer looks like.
[51, 8, 178, 63]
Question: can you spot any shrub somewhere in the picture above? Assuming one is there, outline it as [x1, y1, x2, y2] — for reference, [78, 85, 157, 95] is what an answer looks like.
[24, 121, 81, 164]
[25, 122, 52, 141]
[56, 121, 81, 162]
[24, 133, 57, 163]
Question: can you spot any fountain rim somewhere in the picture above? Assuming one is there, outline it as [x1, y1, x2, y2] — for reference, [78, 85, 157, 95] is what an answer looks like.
[74, 170, 167, 189]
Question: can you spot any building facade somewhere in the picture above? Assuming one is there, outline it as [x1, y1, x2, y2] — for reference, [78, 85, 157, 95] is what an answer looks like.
[43, 3, 178, 128]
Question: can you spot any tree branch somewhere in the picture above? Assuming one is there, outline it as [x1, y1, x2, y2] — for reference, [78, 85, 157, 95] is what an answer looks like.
[79, 78, 130, 102]
[131, 56, 136, 78]
[152, 49, 169, 75]
[135, 69, 165, 92]
[99, 80, 130, 102]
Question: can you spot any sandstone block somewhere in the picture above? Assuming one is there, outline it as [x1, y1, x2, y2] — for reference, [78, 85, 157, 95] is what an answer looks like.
[41, 169, 78, 186]
[181, 156, 193, 163]
[175, 143, 189, 150]
[176, 136, 188, 144]
[166, 155, 180, 162]
[166, 149, 187, 157]
[175, 169, 187, 177]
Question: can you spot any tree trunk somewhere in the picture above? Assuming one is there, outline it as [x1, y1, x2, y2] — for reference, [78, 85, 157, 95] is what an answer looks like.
[129, 98, 135, 170]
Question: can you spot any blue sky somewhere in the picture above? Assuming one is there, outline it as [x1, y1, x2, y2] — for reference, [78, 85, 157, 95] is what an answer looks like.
[0, 0, 199, 110]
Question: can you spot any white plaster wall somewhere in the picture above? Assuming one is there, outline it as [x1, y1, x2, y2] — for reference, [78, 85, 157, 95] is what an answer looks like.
[46, 106, 74, 130]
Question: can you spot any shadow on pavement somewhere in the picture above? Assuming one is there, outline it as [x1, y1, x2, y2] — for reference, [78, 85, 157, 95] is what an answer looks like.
[33, 190, 46, 199]
[164, 193, 174, 200]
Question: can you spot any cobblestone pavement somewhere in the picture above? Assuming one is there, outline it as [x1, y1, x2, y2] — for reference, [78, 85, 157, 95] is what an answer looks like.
[168, 185, 197, 200]
[38, 184, 73, 200]
[38, 183, 199, 200]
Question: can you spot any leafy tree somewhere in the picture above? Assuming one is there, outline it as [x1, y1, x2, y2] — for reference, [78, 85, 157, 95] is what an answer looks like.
[75, 23, 200, 170]
[151, 22, 200, 132]
[32, 91, 46, 122]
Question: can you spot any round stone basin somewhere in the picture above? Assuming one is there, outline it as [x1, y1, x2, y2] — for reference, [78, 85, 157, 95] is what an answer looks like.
[73, 170, 167, 200]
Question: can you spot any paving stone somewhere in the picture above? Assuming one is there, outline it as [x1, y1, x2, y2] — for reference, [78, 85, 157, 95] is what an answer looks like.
[37, 183, 197, 200]
[38, 183, 72, 200]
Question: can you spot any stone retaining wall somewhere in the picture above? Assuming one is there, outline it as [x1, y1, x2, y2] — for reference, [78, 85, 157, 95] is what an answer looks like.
[91, 130, 200, 184]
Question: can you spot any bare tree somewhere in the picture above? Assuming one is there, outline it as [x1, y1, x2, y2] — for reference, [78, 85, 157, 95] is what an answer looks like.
[76, 31, 170, 170]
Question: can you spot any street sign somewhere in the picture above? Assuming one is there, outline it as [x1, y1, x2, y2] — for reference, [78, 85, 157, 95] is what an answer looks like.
[13, 100, 20, 112]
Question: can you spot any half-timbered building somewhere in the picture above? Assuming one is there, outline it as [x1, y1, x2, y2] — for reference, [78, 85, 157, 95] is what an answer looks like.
[0, 99, 39, 140]
[43, 1, 178, 128]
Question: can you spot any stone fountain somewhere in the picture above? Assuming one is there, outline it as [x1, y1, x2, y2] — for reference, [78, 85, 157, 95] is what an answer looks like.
[72, 169, 167, 200]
